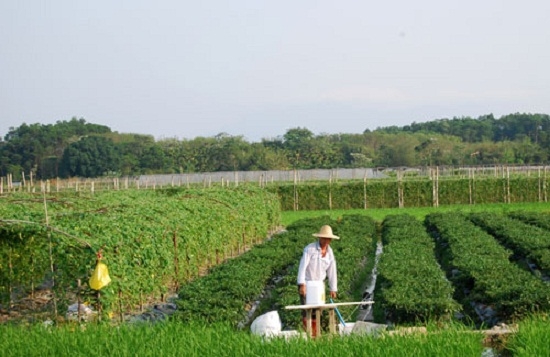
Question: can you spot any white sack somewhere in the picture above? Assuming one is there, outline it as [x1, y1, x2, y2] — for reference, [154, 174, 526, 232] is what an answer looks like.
[250, 310, 282, 338]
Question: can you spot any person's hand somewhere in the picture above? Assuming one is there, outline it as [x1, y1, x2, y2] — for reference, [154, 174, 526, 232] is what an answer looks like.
[299, 284, 306, 296]
[330, 291, 337, 299]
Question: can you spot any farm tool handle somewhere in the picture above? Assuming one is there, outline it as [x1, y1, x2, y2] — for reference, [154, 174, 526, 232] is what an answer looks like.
[329, 298, 346, 327]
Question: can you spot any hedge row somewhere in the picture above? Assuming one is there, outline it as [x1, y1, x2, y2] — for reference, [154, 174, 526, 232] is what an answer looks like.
[269, 176, 550, 210]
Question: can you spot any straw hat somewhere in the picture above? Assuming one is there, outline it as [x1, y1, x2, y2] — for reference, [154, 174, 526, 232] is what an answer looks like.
[312, 225, 340, 239]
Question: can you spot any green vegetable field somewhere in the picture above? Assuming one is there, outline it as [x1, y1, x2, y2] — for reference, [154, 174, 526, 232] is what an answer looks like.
[1, 185, 550, 356]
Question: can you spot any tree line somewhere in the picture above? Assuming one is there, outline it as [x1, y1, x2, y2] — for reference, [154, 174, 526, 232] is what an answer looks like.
[1, 113, 549, 180]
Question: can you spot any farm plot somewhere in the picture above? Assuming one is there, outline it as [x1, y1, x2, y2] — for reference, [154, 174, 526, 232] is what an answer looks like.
[174, 215, 377, 330]
[469, 212, 550, 276]
[425, 212, 550, 324]
[150, 210, 550, 331]
[0, 187, 280, 321]
[375, 214, 460, 324]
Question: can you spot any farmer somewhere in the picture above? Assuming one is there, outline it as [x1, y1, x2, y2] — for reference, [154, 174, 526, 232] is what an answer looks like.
[297, 224, 339, 335]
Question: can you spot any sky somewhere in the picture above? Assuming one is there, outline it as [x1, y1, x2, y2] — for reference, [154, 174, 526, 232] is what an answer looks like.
[1, 1, 550, 142]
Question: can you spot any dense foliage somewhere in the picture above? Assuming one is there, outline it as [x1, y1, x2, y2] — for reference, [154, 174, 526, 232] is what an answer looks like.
[0, 187, 280, 316]
[2, 113, 550, 180]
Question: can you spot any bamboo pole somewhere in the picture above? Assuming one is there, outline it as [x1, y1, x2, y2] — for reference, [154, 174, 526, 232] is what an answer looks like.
[538, 167, 542, 202]
[173, 231, 179, 291]
[77, 279, 82, 322]
[469, 168, 473, 205]
[294, 169, 298, 211]
[363, 170, 368, 210]
[8, 247, 13, 311]
[436, 166, 439, 207]
[43, 192, 58, 317]
[118, 289, 123, 323]
[507, 166, 511, 203]
[432, 167, 439, 207]
[329, 171, 332, 210]
[397, 171, 405, 208]
[545, 166, 548, 202]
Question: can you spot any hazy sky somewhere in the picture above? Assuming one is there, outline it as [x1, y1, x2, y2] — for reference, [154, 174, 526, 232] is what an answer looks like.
[2, 1, 549, 142]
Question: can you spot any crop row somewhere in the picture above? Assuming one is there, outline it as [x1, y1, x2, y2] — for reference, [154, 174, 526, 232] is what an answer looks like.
[376, 214, 459, 323]
[469, 212, 550, 275]
[174, 222, 304, 325]
[508, 210, 550, 231]
[425, 212, 550, 321]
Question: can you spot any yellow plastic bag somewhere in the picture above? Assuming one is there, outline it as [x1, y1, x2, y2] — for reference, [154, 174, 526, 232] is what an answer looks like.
[89, 260, 111, 290]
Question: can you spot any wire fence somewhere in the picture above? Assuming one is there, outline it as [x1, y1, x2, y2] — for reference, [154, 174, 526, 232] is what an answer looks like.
[1, 165, 548, 194]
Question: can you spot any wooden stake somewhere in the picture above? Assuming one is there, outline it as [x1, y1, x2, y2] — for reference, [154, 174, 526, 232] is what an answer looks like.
[329, 171, 332, 210]
[77, 279, 82, 322]
[119, 289, 123, 323]
[8, 248, 13, 310]
[545, 166, 548, 202]
[43, 191, 58, 318]
[173, 231, 179, 291]
[97, 291, 102, 322]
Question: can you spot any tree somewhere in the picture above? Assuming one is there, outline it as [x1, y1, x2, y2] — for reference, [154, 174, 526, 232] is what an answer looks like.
[59, 136, 119, 177]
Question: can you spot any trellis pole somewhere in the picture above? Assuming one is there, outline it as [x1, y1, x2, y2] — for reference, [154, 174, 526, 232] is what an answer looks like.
[398, 170, 404, 208]
[293, 168, 298, 211]
[432, 167, 439, 208]
[363, 169, 368, 210]
[506, 166, 511, 203]
[43, 191, 58, 317]
[329, 171, 333, 210]
[538, 167, 542, 202]
[545, 166, 548, 202]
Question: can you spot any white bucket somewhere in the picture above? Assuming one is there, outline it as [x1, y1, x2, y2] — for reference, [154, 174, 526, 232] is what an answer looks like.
[305, 280, 325, 305]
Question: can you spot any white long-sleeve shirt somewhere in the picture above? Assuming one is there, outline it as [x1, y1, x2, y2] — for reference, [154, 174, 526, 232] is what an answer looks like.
[297, 241, 338, 292]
